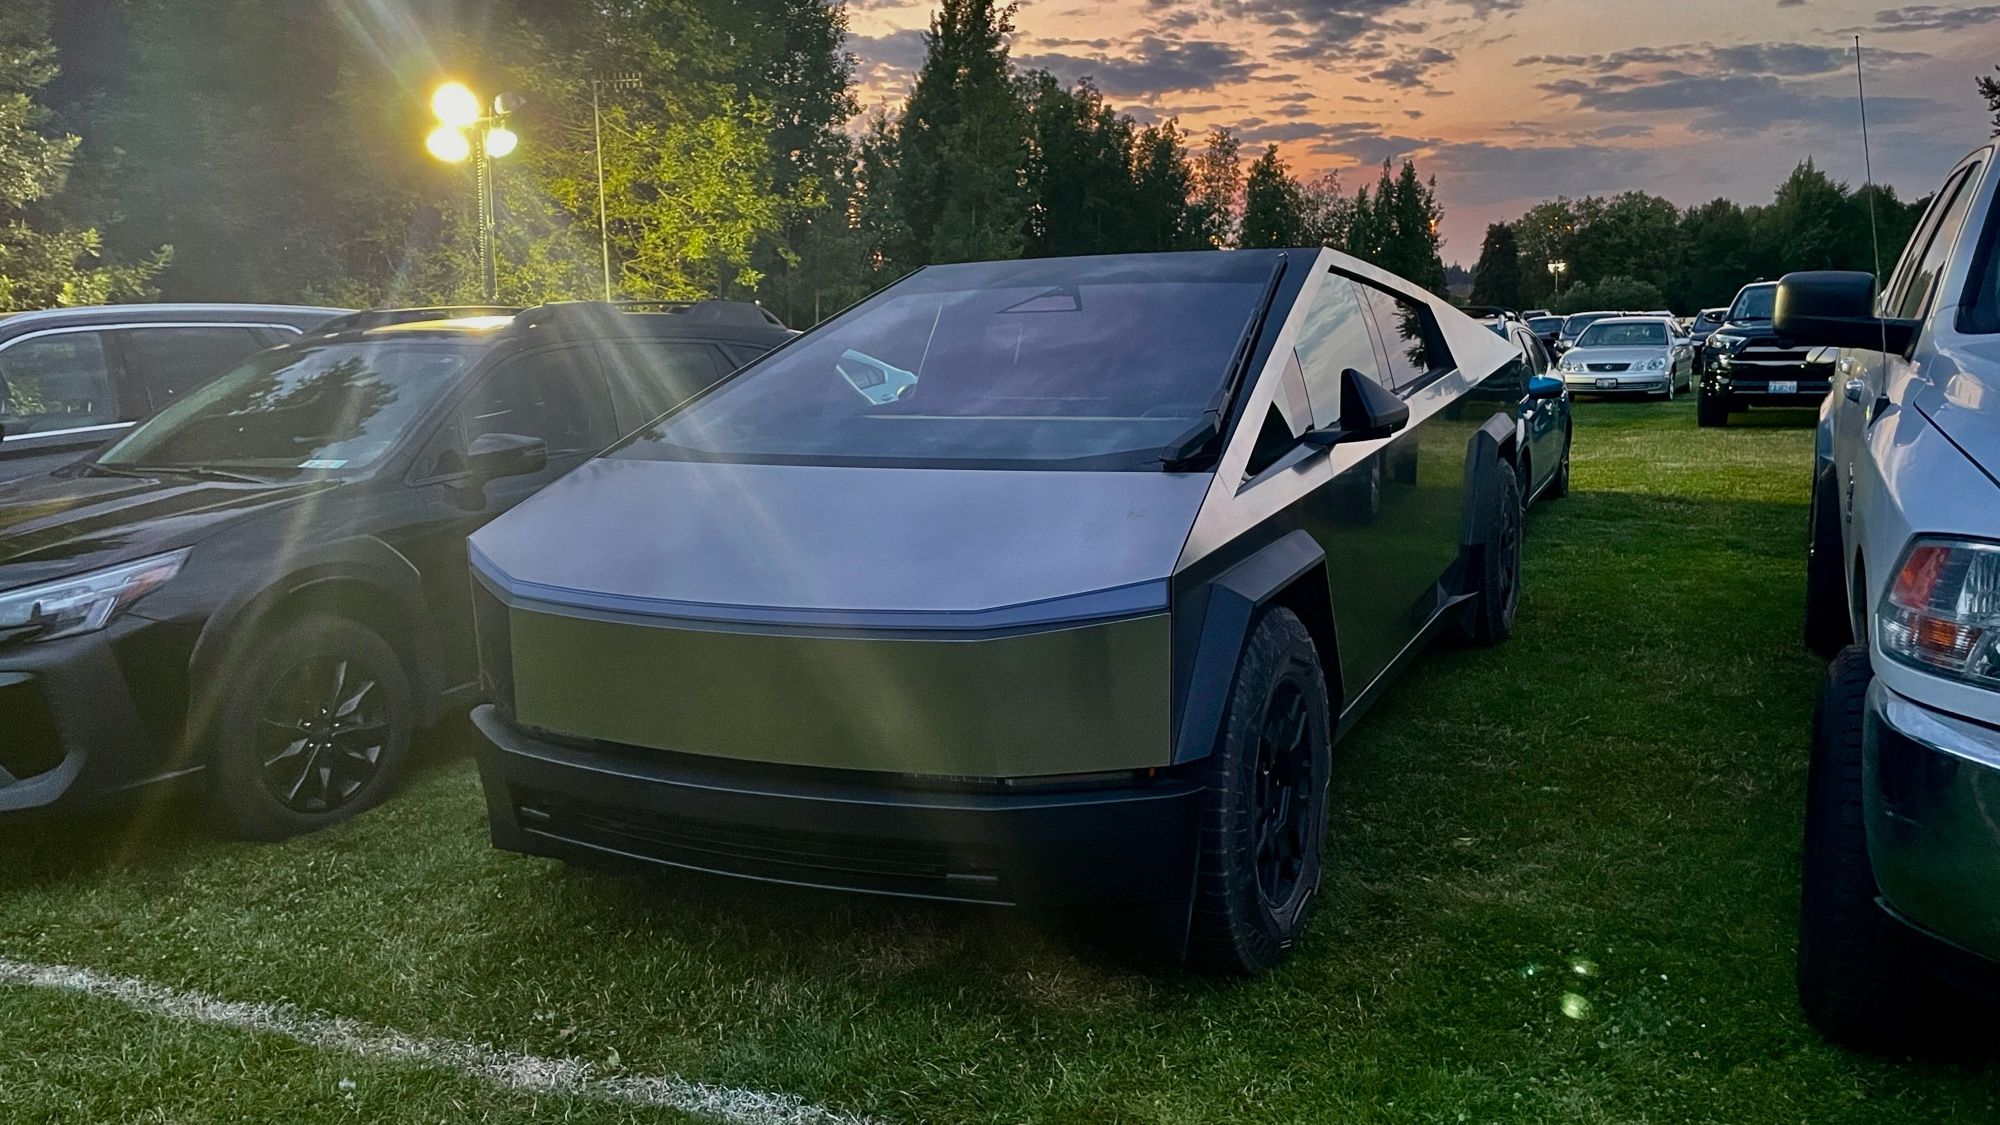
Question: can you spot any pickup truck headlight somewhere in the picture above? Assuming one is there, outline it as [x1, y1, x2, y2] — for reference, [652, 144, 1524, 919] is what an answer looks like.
[0, 550, 189, 643]
[1880, 538, 2000, 687]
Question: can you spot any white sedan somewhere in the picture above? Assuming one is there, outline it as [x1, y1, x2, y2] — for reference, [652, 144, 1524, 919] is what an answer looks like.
[1552, 316, 1694, 398]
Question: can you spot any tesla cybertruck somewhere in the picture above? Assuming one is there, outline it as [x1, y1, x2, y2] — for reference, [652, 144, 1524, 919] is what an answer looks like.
[465, 248, 1536, 972]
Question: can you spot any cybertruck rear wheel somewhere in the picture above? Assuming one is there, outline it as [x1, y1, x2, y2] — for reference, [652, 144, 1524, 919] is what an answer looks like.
[208, 613, 415, 840]
[1186, 607, 1332, 975]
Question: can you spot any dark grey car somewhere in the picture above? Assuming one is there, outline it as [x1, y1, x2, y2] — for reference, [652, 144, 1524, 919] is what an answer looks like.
[465, 249, 1535, 973]
[0, 303, 348, 480]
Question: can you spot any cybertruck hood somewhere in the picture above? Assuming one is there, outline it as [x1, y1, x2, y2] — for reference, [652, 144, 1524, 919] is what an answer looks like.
[470, 457, 1212, 626]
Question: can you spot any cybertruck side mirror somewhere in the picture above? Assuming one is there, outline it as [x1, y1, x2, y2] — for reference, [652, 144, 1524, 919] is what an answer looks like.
[1303, 368, 1410, 447]
[1774, 270, 1919, 356]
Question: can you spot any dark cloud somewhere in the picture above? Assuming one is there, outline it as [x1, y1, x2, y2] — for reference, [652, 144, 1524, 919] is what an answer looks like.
[845, 28, 929, 90]
[1844, 4, 2000, 33]
[1016, 37, 1259, 95]
[1365, 46, 1454, 88]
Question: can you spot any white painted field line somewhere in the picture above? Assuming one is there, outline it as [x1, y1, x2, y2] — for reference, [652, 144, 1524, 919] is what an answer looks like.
[0, 957, 882, 1125]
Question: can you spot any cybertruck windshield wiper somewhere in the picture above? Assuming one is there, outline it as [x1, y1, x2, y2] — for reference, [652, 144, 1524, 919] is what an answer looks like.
[1159, 254, 1289, 472]
[88, 463, 272, 484]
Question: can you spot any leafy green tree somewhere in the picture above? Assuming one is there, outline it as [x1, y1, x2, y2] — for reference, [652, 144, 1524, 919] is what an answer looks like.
[1299, 171, 1351, 249]
[1190, 126, 1241, 249]
[1550, 274, 1664, 315]
[1568, 192, 1680, 301]
[891, 0, 1028, 264]
[0, 0, 159, 309]
[1129, 119, 1205, 251]
[1468, 222, 1522, 309]
[1978, 65, 1999, 136]
[1237, 145, 1304, 249]
[1677, 198, 1757, 309]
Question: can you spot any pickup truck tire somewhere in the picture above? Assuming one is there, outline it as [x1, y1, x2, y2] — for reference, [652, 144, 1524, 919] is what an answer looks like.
[1797, 644, 1944, 1050]
[1804, 466, 1853, 657]
[1696, 390, 1729, 428]
[1186, 607, 1332, 975]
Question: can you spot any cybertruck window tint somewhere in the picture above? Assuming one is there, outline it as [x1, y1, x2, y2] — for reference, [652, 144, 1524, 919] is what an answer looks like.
[618, 254, 1276, 470]
[1356, 282, 1447, 392]
[1892, 162, 1982, 321]
[98, 341, 473, 475]
[1293, 273, 1382, 428]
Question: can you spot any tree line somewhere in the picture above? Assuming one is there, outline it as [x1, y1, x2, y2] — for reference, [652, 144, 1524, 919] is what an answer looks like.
[0, 0, 1985, 323]
[1468, 161, 1931, 315]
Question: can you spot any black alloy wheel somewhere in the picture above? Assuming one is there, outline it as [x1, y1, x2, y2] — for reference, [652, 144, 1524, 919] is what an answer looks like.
[260, 656, 389, 814]
[1250, 678, 1315, 910]
[209, 612, 414, 840]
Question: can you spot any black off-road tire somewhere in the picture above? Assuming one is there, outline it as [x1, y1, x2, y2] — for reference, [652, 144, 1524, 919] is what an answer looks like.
[1460, 460, 1523, 645]
[1697, 390, 1729, 428]
[1186, 607, 1333, 975]
[1804, 466, 1852, 657]
[1797, 645, 1945, 1050]
[207, 613, 416, 841]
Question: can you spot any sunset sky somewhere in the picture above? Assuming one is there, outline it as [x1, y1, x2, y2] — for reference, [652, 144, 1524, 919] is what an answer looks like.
[843, 0, 1997, 259]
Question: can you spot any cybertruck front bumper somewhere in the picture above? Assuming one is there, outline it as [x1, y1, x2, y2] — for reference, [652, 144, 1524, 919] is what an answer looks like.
[472, 704, 1203, 908]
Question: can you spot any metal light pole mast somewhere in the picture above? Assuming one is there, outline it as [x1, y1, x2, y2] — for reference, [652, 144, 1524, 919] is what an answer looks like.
[592, 74, 642, 302]
[425, 82, 519, 304]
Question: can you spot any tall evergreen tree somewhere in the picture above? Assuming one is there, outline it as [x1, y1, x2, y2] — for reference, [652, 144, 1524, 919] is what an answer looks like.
[1129, 119, 1204, 251]
[1237, 145, 1303, 249]
[1468, 222, 1522, 309]
[1021, 73, 1137, 257]
[891, 0, 1028, 264]
[1978, 65, 1999, 136]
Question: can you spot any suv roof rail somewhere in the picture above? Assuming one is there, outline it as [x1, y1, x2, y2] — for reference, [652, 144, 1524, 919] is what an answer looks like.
[312, 305, 521, 334]
[512, 299, 789, 333]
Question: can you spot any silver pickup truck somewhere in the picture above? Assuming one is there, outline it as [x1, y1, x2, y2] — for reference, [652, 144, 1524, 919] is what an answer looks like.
[1783, 141, 2000, 1049]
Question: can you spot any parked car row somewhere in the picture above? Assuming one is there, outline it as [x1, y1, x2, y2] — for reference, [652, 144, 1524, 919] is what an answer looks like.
[0, 250, 1551, 973]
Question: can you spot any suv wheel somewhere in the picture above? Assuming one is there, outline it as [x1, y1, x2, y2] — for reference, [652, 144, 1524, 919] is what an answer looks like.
[1460, 460, 1523, 645]
[1804, 466, 1852, 657]
[1186, 607, 1332, 974]
[208, 613, 415, 840]
[1797, 645, 1945, 1049]
[1696, 389, 1729, 427]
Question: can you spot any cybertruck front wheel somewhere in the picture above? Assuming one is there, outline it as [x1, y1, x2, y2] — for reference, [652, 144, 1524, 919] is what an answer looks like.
[1186, 607, 1332, 975]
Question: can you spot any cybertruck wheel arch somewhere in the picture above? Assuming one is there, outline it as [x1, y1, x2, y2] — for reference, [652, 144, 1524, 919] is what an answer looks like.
[1461, 412, 1518, 555]
[1171, 529, 1340, 765]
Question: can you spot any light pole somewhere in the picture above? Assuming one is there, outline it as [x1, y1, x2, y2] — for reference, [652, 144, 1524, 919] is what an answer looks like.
[425, 82, 521, 302]
[1546, 258, 1568, 296]
[591, 74, 642, 301]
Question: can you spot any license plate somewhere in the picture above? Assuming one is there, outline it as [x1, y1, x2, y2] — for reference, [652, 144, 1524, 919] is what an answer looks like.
[1770, 380, 1797, 394]
[1596, 377, 1619, 389]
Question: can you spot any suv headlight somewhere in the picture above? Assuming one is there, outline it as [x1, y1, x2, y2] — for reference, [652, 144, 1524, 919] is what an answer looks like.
[1880, 538, 2000, 687]
[0, 550, 190, 643]
[1708, 333, 1746, 354]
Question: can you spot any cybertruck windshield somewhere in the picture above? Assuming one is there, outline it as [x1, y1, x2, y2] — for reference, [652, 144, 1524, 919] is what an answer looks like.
[616, 254, 1277, 470]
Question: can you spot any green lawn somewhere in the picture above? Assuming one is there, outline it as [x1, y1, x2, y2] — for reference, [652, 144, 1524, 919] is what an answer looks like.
[4, 401, 1998, 1123]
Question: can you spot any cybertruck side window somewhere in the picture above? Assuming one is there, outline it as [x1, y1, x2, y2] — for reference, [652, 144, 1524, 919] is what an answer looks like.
[1293, 273, 1386, 430]
[1356, 283, 1450, 393]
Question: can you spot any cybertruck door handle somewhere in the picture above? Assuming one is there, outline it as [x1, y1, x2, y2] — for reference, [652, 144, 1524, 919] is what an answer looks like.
[1844, 378, 1866, 405]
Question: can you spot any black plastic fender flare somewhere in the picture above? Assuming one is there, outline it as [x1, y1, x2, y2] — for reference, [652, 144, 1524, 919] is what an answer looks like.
[1172, 529, 1326, 765]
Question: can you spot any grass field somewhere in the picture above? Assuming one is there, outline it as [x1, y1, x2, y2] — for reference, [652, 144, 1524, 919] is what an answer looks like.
[5, 401, 1999, 1123]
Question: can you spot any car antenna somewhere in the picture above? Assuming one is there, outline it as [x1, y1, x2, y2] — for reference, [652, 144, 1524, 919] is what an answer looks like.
[1854, 35, 1892, 367]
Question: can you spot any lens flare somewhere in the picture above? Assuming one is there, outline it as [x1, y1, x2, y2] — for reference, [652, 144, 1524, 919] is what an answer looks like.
[425, 125, 470, 163]
[484, 125, 518, 158]
[430, 82, 480, 128]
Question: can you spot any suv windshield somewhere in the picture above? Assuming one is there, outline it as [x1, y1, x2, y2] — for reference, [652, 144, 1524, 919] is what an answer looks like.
[1729, 285, 1776, 321]
[616, 254, 1276, 470]
[1576, 321, 1667, 348]
[1528, 316, 1564, 334]
[98, 341, 474, 477]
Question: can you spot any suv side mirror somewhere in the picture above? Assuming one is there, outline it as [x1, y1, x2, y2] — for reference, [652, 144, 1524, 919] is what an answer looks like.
[1304, 368, 1410, 447]
[1774, 270, 1919, 354]
[464, 432, 547, 481]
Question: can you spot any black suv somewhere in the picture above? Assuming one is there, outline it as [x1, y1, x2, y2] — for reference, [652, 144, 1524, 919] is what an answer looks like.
[0, 303, 348, 482]
[0, 300, 790, 837]
[1696, 282, 1835, 427]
